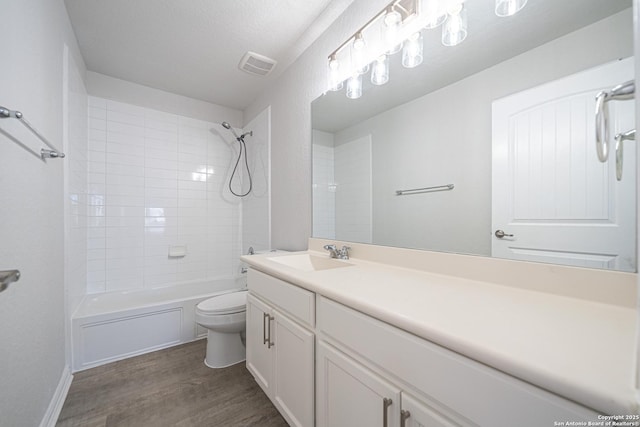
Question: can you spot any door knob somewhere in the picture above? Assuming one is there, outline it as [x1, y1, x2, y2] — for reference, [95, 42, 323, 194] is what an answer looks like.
[495, 229, 514, 239]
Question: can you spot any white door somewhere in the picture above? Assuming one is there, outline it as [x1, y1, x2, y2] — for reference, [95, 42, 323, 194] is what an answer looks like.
[273, 311, 314, 427]
[246, 293, 273, 394]
[492, 57, 635, 271]
[316, 341, 401, 427]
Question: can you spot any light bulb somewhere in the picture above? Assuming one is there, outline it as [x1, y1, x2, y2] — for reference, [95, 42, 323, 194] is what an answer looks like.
[495, 0, 528, 17]
[421, 0, 447, 29]
[402, 32, 423, 68]
[328, 55, 343, 91]
[371, 55, 389, 86]
[346, 74, 363, 99]
[442, 2, 467, 46]
[382, 7, 403, 55]
[351, 33, 369, 75]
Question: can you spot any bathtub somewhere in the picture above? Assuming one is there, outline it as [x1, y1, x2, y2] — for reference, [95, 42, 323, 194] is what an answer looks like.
[71, 277, 246, 372]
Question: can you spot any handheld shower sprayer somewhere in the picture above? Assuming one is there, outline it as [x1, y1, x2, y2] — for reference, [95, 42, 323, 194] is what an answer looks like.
[222, 121, 253, 142]
[221, 121, 253, 197]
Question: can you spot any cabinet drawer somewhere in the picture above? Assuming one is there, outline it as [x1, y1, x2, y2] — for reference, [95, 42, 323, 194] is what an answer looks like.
[318, 297, 598, 427]
[248, 269, 315, 328]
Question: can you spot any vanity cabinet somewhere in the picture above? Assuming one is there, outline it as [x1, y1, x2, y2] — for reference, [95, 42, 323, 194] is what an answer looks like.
[246, 269, 315, 427]
[317, 341, 458, 427]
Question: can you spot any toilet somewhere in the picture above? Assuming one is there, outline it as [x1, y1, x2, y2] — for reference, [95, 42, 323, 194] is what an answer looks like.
[195, 290, 248, 368]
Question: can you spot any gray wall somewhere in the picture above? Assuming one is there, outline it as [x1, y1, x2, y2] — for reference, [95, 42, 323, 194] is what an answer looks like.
[0, 1, 86, 425]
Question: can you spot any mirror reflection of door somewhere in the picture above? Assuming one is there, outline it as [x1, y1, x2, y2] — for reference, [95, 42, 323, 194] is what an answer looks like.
[492, 57, 635, 271]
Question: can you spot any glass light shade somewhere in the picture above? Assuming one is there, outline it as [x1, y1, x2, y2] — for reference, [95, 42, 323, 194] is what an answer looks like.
[328, 57, 343, 91]
[421, 0, 447, 29]
[495, 0, 528, 17]
[351, 33, 369, 75]
[371, 55, 390, 86]
[382, 8, 403, 55]
[346, 74, 363, 99]
[442, 3, 467, 46]
[402, 32, 423, 68]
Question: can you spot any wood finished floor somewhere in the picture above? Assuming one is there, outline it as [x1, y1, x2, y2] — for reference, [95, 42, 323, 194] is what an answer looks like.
[57, 340, 288, 427]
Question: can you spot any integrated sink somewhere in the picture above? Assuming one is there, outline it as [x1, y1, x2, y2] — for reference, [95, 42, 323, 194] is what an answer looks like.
[267, 254, 353, 272]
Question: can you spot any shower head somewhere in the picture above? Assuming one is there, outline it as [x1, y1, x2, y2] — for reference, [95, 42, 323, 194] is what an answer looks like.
[221, 121, 241, 140]
[221, 121, 252, 142]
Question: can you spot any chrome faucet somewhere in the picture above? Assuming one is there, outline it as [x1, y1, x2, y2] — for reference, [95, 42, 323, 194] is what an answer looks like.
[323, 244, 351, 260]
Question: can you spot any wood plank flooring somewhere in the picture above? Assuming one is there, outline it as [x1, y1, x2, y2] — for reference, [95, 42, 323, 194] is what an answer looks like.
[57, 340, 288, 427]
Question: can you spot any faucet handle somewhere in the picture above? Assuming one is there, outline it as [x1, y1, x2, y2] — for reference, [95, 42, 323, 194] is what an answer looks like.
[323, 244, 337, 250]
[338, 246, 351, 259]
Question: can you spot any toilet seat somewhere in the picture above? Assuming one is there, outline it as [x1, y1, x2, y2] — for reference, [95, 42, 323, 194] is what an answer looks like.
[197, 290, 247, 315]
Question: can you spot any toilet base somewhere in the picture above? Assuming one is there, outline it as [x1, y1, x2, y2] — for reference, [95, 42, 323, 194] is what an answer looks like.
[204, 329, 246, 368]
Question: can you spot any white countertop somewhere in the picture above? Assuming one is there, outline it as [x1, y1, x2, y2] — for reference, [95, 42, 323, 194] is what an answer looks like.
[241, 250, 639, 416]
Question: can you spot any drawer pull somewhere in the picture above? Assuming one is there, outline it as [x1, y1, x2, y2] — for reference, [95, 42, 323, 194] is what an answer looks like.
[263, 312, 269, 345]
[401, 409, 410, 427]
[382, 397, 392, 427]
[267, 315, 275, 348]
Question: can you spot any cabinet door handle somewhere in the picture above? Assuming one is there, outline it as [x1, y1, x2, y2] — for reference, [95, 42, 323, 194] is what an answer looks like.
[400, 409, 410, 427]
[263, 312, 269, 345]
[267, 315, 275, 348]
[382, 397, 392, 427]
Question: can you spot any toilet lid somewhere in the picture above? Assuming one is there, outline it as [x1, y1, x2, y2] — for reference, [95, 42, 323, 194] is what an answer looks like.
[197, 290, 248, 314]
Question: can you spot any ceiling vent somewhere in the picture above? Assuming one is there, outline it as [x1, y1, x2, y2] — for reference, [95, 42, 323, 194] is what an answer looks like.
[238, 51, 277, 77]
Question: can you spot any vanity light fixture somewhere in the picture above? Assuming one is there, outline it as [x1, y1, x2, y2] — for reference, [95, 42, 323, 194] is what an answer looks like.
[495, 0, 528, 17]
[351, 32, 369, 74]
[422, 0, 447, 29]
[383, 6, 404, 55]
[442, 2, 467, 47]
[402, 32, 423, 68]
[346, 73, 363, 99]
[328, 53, 343, 91]
[327, 0, 527, 98]
[371, 55, 390, 85]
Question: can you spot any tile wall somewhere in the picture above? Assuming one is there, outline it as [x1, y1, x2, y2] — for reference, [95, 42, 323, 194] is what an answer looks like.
[86, 96, 241, 293]
[241, 107, 271, 252]
[312, 130, 336, 239]
[334, 135, 372, 243]
[65, 49, 89, 314]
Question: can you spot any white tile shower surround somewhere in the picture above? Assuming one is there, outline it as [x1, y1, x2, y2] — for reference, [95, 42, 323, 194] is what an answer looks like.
[65, 50, 89, 317]
[334, 135, 372, 243]
[86, 96, 242, 293]
[312, 140, 335, 239]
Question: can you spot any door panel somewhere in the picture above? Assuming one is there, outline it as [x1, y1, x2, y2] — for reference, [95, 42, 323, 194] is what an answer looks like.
[317, 341, 401, 427]
[246, 293, 272, 393]
[492, 57, 635, 271]
[273, 311, 314, 427]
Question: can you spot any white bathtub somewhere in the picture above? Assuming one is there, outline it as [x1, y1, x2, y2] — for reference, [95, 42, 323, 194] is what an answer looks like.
[71, 277, 245, 372]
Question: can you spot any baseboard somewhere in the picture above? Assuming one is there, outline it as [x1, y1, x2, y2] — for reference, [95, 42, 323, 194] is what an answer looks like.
[39, 365, 73, 427]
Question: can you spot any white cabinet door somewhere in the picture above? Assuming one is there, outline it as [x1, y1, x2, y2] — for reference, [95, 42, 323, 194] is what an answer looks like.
[317, 341, 401, 427]
[246, 293, 273, 394]
[273, 311, 315, 427]
[492, 57, 635, 271]
[401, 393, 459, 427]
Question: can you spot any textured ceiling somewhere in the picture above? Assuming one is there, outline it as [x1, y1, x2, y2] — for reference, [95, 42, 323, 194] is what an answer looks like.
[64, 0, 353, 110]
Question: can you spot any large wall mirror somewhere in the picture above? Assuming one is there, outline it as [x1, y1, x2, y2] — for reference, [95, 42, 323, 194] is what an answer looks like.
[312, 0, 636, 272]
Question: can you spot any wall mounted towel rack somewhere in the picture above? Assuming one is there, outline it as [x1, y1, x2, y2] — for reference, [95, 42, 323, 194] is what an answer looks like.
[0, 106, 65, 160]
[616, 129, 636, 181]
[396, 184, 454, 195]
[594, 80, 635, 162]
